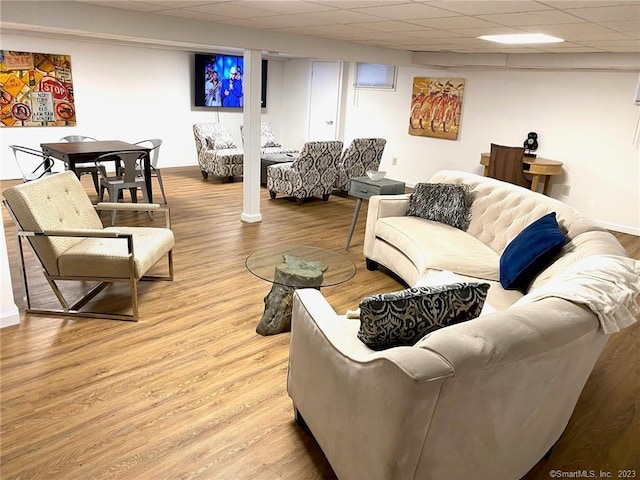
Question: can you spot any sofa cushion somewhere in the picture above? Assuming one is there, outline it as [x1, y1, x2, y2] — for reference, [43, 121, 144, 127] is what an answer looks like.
[357, 282, 490, 350]
[375, 216, 500, 281]
[406, 183, 472, 231]
[500, 212, 566, 291]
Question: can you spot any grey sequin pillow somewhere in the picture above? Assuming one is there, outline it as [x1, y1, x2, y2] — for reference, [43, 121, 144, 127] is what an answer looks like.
[357, 282, 489, 351]
[406, 183, 473, 231]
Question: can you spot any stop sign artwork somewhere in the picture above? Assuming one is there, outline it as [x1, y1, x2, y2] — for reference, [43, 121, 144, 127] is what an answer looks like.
[0, 50, 77, 127]
[40, 77, 68, 100]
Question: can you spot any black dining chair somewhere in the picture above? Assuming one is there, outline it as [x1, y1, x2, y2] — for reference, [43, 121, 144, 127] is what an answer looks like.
[60, 135, 101, 193]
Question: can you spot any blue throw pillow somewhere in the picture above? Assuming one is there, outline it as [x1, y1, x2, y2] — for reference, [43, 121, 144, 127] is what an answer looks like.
[500, 212, 566, 291]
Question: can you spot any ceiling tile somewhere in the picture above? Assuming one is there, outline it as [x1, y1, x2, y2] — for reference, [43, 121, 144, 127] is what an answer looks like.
[138, 1, 215, 8]
[444, 26, 530, 37]
[238, 1, 337, 14]
[157, 9, 232, 21]
[352, 3, 457, 20]
[185, 2, 274, 18]
[424, 1, 553, 15]
[478, 10, 587, 26]
[83, 0, 164, 12]
[565, 5, 640, 22]
[601, 19, 640, 34]
[409, 16, 503, 30]
[311, 0, 408, 8]
[355, 21, 428, 32]
[520, 22, 616, 34]
[403, 29, 469, 40]
[216, 17, 296, 28]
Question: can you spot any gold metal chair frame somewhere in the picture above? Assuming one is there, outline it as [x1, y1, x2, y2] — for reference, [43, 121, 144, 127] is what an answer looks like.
[4, 201, 174, 322]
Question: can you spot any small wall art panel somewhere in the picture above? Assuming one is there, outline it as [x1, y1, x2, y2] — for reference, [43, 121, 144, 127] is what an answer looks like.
[0, 50, 76, 127]
[409, 77, 464, 140]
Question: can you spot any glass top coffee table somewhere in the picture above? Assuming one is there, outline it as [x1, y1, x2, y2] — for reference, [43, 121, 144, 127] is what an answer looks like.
[246, 245, 356, 335]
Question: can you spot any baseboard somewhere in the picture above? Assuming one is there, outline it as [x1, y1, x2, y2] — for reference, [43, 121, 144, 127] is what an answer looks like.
[0, 308, 20, 328]
[240, 212, 263, 223]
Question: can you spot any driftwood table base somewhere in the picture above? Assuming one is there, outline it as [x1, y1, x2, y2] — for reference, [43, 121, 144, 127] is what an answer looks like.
[256, 254, 328, 336]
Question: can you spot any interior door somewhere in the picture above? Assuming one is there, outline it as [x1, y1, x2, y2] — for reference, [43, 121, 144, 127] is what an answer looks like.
[308, 61, 340, 141]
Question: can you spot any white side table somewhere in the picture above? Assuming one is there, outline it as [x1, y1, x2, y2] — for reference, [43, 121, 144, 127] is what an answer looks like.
[345, 176, 406, 250]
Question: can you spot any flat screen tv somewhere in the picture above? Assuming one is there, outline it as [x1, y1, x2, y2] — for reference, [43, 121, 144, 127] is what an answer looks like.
[194, 53, 268, 108]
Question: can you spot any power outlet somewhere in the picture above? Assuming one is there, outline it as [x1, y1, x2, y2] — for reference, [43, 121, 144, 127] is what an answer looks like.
[392, 157, 398, 166]
[562, 185, 571, 196]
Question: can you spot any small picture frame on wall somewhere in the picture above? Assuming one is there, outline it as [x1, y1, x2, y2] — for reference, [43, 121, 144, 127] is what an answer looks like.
[409, 77, 465, 140]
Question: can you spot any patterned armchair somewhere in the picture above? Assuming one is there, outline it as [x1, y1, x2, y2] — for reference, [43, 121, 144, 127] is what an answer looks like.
[267, 141, 343, 205]
[193, 122, 244, 180]
[240, 122, 299, 156]
[334, 138, 386, 192]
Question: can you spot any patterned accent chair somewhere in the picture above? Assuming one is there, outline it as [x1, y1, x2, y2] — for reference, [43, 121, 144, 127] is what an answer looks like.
[193, 122, 244, 180]
[239, 122, 299, 156]
[334, 138, 387, 192]
[267, 141, 343, 206]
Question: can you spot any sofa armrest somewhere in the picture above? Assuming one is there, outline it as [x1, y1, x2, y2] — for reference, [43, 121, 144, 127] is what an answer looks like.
[288, 288, 453, 479]
[364, 194, 411, 258]
[290, 288, 452, 380]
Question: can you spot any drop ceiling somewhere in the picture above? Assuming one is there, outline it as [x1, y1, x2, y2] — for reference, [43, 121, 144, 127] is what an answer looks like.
[76, 0, 640, 54]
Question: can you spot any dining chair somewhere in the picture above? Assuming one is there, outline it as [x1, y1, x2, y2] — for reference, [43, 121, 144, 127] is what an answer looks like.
[488, 143, 532, 189]
[134, 139, 167, 204]
[95, 150, 152, 226]
[9, 145, 60, 182]
[60, 135, 101, 193]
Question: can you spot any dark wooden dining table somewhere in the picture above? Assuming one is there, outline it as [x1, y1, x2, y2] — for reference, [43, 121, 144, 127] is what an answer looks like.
[40, 140, 154, 202]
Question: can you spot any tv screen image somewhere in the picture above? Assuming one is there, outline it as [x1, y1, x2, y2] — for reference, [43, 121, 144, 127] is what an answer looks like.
[194, 53, 267, 108]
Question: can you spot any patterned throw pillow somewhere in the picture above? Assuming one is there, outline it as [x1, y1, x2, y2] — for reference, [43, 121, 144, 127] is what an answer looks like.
[213, 133, 236, 150]
[406, 183, 473, 231]
[261, 133, 281, 148]
[357, 282, 490, 350]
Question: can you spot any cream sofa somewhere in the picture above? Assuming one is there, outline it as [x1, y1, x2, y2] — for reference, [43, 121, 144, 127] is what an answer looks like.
[287, 170, 639, 480]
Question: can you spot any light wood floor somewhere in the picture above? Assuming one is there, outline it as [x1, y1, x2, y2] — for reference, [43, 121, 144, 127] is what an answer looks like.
[1, 167, 638, 479]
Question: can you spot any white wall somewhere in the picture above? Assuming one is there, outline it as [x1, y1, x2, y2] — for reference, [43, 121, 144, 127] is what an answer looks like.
[339, 66, 640, 234]
[0, 33, 288, 180]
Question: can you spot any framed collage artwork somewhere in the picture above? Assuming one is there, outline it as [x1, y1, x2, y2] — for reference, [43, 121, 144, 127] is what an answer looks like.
[409, 77, 465, 140]
[0, 50, 77, 127]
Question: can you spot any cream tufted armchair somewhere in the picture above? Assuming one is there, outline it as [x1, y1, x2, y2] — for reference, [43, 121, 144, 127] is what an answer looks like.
[266, 141, 343, 206]
[334, 138, 386, 192]
[193, 122, 244, 181]
[2, 171, 174, 321]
